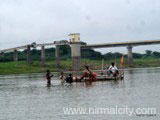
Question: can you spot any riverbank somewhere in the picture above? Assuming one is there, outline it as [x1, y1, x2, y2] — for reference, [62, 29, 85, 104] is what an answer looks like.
[0, 58, 160, 75]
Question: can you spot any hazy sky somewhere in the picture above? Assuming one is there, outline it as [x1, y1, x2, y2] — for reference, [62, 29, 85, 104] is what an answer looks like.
[0, 0, 160, 53]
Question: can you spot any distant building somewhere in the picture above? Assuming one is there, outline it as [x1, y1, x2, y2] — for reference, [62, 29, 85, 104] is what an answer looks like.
[69, 33, 80, 43]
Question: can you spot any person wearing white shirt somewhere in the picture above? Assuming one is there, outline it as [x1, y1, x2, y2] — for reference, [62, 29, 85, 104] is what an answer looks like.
[108, 62, 119, 77]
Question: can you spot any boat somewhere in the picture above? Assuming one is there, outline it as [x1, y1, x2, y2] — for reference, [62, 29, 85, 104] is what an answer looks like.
[73, 74, 124, 82]
[72, 54, 125, 82]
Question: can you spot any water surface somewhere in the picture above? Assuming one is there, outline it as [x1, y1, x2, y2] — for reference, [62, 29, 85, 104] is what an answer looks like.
[0, 68, 159, 120]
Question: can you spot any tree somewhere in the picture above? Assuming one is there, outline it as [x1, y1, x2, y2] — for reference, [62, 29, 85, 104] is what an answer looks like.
[153, 51, 160, 57]
[81, 49, 103, 59]
[145, 50, 152, 57]
[133, 53, 143, 58]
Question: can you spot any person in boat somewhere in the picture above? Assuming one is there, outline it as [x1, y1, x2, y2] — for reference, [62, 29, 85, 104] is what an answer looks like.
[59, 71, 66, 84]
[108, 62, 119, 77]
[65, 73, 73, 83]
[46, 70, 53, 85]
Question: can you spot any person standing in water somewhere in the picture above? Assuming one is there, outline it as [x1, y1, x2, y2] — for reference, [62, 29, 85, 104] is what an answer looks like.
[59, 71, 65, 85]
[82, 66, 97, 81]
[83, 66, 92, 77]
[46, 70, 53, 85]
[65, 73, 73, 84]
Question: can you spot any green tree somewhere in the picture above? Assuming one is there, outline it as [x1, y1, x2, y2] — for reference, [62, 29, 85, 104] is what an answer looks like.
[145, 50, 152, 57]
[153, 51, 160, 57]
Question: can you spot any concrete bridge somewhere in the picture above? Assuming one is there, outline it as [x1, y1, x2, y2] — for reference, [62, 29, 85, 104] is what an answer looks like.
[1, 33, 160, 71]
[0, 41, 69, 66]
[81, 40, 160, 64]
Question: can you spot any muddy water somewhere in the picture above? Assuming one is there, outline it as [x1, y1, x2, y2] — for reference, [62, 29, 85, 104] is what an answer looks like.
[0, 68, 159, 120]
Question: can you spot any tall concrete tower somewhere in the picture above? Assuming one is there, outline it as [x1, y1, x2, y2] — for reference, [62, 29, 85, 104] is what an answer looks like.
[69, 33, 81, 71]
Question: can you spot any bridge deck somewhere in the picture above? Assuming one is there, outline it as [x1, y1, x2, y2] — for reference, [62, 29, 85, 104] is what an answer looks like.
[81, 40, 160, 49]
[1, 40, 160, 53]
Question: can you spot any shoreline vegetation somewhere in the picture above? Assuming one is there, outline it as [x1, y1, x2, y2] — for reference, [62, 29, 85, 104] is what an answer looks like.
[0, 58, 160, 75]
[1, 46, 160, 75]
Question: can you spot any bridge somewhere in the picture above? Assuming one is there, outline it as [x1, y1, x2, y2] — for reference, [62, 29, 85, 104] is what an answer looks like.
[0, 41, 70, 66]
[81, 40, 160, 49]
[81, 40, 160, 65]
[1, 33, 160, 70]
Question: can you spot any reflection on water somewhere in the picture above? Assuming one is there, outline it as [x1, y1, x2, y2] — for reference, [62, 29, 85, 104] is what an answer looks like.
[0, 68, 160, 120]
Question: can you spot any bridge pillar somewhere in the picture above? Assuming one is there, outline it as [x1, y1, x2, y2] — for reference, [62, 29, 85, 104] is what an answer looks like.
[55, 45, 60, 68]
[71, 43, 81, 71]
[41, 46, 45, 65]
[27, 45, 32, 64]
[69, 33, 81, 71]
[127, 45, 133, 65]
[14, 49, 18, 61]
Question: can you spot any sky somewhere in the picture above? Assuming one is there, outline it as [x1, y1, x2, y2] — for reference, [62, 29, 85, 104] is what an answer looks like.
[0, 0, 160, 54]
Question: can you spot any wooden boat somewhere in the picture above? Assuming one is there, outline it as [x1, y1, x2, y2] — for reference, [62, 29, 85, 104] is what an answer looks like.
[73, 74, 124, 82]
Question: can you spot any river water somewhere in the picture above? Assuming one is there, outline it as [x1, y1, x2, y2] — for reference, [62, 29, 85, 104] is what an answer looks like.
[0, 68, 159, 120]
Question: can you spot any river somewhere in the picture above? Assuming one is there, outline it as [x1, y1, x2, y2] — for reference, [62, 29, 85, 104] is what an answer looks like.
[0, 68, 159, 120]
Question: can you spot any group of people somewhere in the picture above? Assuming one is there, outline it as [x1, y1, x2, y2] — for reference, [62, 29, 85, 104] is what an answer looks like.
[46, 62, 119, 85]
[46, 70, 73, 86]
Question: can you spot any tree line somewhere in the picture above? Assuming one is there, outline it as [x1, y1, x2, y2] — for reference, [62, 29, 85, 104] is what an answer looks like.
[0, 45, 160, 62]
